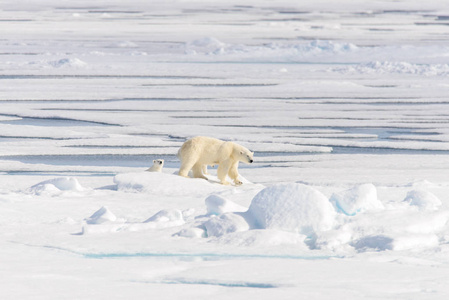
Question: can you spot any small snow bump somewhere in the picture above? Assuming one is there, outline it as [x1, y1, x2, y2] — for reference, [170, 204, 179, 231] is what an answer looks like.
[48, 58, 87, 68]
[329, 184, 384, 216]
[86, 206, 117, 225]
[403, 190, 442, 211]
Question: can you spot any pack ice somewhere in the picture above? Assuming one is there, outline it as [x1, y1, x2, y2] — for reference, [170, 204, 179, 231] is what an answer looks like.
[71, 172, 449, 255]
[3, 0, 449, 298]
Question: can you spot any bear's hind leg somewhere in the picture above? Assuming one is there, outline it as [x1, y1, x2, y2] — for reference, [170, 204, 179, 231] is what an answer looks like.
[179, 160, 195, 178]
[202, 165, 209, 175]
[192, 164, 208, 180]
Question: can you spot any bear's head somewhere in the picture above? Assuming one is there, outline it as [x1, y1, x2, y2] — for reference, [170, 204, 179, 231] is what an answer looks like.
[236, 147, 254, 164]
[153, 159, 164, 166]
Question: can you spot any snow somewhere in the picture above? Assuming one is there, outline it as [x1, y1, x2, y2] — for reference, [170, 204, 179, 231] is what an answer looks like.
[247, 183, 335, 236]
[29, 177, 85, 195]
[333, 61, 449, 76]
[330, 183, 384, 216]
[113, 172, 226, 196]
[204, 213, 250, 237]
[205, 194, 247, 215]
[85, 206, 117, 224]
[184, 38, 359, 61]
[2, 0, 449, 299]
[404, 190, 443, 211]
[48, 58, 88, 69]
[144, 209, 184, 224]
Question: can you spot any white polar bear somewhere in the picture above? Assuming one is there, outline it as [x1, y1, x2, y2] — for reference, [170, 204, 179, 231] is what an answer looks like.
[177, 136, 254, 185]
[146, 159, 164, 172]
[202, 164, 215, 175]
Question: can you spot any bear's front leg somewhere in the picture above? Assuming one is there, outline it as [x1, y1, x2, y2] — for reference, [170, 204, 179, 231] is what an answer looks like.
[228, 161, 242, 185]
[217, 159, 231, 185]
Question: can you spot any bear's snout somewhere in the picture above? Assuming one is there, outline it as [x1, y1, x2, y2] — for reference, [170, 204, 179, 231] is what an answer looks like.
[249, 159, 253, 163]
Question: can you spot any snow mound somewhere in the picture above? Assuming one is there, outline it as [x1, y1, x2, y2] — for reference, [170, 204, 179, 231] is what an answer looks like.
[329, 184, 384, 216]
[185, 37, 226, 55]
[144, 209, 184, 225]
[86, 206, 117, 224]
[48, 58, 87, 68]
[83, 208, 186, 234]
[333, 61, 449, 76]
[205, 194, 247, 215]
[113, 172, 226, 197]
[246, 183, 335, 236]
[204, 213, 250, 237]
[29, 177, 84, 195]
[403, 190, 442, 211]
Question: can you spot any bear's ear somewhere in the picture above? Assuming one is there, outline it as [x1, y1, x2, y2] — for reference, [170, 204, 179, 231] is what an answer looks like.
[240, 151, 244, 155]
[251, 152, 254, 155]
[153, 160, 156, 163]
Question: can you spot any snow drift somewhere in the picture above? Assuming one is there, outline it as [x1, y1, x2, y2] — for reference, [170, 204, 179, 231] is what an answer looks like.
[86, 206, 117, 224]
[29, 177, 84, 195]
[330, 184, 384, 216]
[113, 172, 226, 197]
[403, 190, 442, 211]
[246, 183, 335, 236]
[205, 194, 247, 215]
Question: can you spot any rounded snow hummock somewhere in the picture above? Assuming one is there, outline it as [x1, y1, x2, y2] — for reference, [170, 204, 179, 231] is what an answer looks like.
[85, 206, 117, 224]
[403, 190, 442, 211]
[205, 194, 247, 215]
[329, 184, 384, 216]
[29, 177, 84, 195]
[246, 183, 335, 236]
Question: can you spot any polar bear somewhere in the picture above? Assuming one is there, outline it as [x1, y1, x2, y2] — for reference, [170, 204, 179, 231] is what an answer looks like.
[146, 159, 164, 172]
[202, 164, 215, 175]
[177, 136, 254, 185]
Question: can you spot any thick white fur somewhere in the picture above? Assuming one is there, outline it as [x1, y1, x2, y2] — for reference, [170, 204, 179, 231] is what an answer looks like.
[147, 159, 164, 172]
[177, 136, 253, 185]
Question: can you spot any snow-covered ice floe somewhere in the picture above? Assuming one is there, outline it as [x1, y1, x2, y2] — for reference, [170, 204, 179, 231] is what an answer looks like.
[3, 0, 449, 299]
[69, 172, 449, 258]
